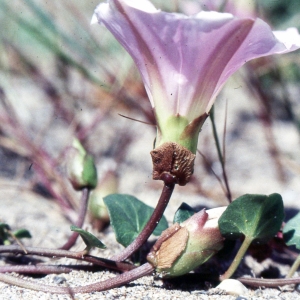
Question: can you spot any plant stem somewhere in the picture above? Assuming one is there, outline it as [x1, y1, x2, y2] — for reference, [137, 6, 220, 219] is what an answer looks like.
[0, 262, 154, 294]
[7, 230, 28, 254]
[0, 265, 73, 274]
[220, 237, 252, 280]
[0, 88, 76, 211]
[287, 254, 300, 278]
[112, 180, 175, 262]
[238, 276, 300, 287]
[0, 245, 134, 272]
[60, 188, 90, 250]
[0, 264, 113, 274]
[210, 106, 232, 203]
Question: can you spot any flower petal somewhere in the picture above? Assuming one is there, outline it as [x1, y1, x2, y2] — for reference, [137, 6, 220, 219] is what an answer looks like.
[93, 0, 300, 123]
[273, 27, 300, 50]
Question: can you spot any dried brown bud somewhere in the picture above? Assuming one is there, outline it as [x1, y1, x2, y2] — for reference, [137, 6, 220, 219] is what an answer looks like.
[147, 223, 188, 270]
[150, 142, 195, 186]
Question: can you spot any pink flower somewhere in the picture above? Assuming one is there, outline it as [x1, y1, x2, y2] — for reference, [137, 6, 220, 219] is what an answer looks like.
[92, 0, 300, 154]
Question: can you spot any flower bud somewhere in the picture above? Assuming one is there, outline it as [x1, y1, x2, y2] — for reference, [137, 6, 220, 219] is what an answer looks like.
[147, 207, 226, 277]
[89, 166, 118, 226]
[66, 139, 97, 190]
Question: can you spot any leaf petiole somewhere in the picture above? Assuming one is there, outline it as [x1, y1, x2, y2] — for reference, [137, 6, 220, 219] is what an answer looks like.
[220, 237, 252, 280]
[287, 254, 300, 278]
[111, 179, 175, 262]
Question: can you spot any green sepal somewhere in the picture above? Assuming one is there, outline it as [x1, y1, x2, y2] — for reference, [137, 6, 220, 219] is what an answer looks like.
[82, 155, 97, 189]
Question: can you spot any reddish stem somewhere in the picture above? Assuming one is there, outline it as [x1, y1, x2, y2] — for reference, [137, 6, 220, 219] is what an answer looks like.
[112, 178, 175, 262]
[238, 276, 300, 287]
[0, 245, 134, 272]
[60, 188, 90, 250]
[0, 265, 74, 274]
[0, 263, 154, 294]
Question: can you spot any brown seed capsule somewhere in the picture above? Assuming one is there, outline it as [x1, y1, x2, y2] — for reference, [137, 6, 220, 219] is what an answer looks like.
[150, 142, 195, 186]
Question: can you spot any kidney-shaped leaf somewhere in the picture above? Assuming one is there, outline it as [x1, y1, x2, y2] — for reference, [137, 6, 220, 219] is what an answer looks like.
[173, 202, 195, 224]
[104, 194, 168, 247]
[219, 193, 284, 243]
[283, 212, 300, 249]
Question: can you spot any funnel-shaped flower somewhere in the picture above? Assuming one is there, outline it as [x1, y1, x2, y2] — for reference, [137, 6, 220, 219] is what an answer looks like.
[147, 207, 226, 277]
[92, 0, 300, 184]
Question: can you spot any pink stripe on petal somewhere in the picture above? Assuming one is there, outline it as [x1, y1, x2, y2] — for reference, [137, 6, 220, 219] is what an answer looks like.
[93, 0, 300, 123]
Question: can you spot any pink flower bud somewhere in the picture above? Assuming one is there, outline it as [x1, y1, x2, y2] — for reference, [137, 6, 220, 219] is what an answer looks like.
[147, 207, 226, 277]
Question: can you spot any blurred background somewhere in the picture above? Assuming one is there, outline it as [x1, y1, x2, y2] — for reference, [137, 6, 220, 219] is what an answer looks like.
[1, 0, 300, 243]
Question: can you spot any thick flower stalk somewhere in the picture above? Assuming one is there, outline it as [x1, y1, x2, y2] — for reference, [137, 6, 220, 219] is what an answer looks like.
[92, 0, 300, 185]
[147, 207, 226, 277]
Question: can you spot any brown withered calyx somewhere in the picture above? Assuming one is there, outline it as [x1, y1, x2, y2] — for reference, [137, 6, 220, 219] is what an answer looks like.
[147, 223, 188, 270]
[150, 142, 195, 186]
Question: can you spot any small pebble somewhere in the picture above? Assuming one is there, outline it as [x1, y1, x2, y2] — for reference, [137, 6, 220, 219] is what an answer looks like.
[52, 276, 67, 284]
[216, 279, 248, 296]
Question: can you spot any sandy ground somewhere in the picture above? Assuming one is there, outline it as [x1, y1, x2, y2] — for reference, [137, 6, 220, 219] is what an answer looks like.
[1, 182, 300, 300]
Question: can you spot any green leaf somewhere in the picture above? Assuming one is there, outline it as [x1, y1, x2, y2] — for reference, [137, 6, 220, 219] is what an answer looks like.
[219, 193, 284, 243]
[173, 202, 195, 224]
[70, 225, 106, 250]
[13, 229, 32, 239]
[283, 212, 300, 249]
[23, 0, 94, 63]
[104, 194, 168, 247]
[0, 223, 10, 231]
[0, 223, 10, 241]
